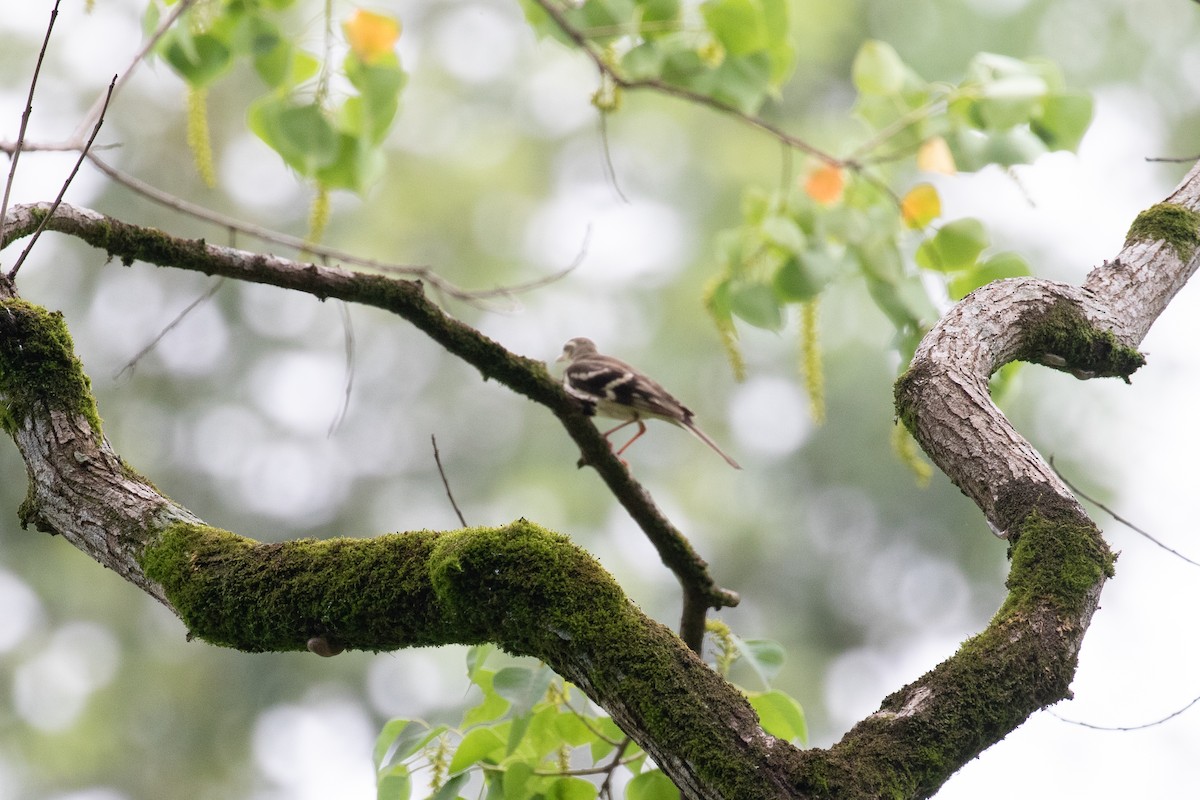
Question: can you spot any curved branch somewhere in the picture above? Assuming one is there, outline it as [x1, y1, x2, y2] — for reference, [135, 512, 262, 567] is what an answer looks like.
[896, 162, 1200, 535]
[2, 160, 1196, 798]
[0, 201, 738, 621]
[0, 290, 776, 799]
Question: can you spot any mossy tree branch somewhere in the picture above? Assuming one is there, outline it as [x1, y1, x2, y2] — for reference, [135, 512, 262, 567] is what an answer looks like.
[1, 160, 1198, 798]
[0, 287, 1125, 800]
[0, 201, 738, 641]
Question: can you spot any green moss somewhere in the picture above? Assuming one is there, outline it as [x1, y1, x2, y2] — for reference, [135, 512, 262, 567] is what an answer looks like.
[1000, 508, 1113, 620]
[892, 362, 932, 436]
[1124, 202, 1200, 262]
[799, 501, 1113, 799]
[142, 519, 777, 797]
[1016, 300, 1144, 380]
[0, 299, 103, 440]
[140, 521, 465, 651]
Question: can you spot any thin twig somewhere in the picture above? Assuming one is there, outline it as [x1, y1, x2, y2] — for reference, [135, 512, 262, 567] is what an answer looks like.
[1051, 694, 1200, 731]
[528, 0, 840, 165]
[115, 278, 225, 380]
[80, 152, 579, 305]
[9, 74, 116, 280]
[597, 110, 630, 204]
[72, 0, 199, 141]
[327, 301, 355, 436]
[432, 435, 468, 527]
[1145, 154, 1200, 163]
[1050, 457, 1200, 568]
[598, 738, 634, 799]
[0, 0, 61, 251]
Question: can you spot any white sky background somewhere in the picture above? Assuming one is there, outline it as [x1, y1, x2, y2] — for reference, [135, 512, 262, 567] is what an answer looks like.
[1, 1, 1199, 799]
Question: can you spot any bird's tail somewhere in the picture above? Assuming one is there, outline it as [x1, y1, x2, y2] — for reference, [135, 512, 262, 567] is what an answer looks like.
[683, 421, 742, 469]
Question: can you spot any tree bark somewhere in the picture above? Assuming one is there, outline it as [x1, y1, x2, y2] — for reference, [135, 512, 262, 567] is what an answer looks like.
[0, 161, 1198, 798]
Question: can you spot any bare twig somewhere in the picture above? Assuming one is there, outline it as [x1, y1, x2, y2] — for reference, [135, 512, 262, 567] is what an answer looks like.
[9, 75, 116, 280]
[328, 301, 355, 436]
[115, 278, 225, 380]
[528, 0, 840, 166]
[598, 737, 634, 799]
[1146, 154, 1200, 163]
[597, 111, 630, 204]
[0, 0, 61, 251]
[78, 153, 579, 305]
[431, 435, 468, 527]
[1052, 693, 1200, 731]
[1050, 457, 1200, 568]
[72, 0, 200, 141]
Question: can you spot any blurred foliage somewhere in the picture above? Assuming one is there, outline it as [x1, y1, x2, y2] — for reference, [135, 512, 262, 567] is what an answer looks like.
[372, 637, 803, 799]
[0, 0, 1195, 799]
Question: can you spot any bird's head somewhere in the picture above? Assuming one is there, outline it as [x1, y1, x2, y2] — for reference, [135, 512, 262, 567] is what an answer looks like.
[557, 337, 598, 364]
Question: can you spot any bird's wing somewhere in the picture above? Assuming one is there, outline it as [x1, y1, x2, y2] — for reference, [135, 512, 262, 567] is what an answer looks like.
[564, 356, 693, 423]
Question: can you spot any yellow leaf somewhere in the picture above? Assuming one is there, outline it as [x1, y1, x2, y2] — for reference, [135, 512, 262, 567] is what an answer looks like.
[804, 164, 844, 205]
[343, 9, 401, 64]
[917, 136, 956, 175]
[901, 183, 941, 229]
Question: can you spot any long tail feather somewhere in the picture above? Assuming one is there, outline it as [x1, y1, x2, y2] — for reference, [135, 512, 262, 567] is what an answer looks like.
[682, 421, 741, 469]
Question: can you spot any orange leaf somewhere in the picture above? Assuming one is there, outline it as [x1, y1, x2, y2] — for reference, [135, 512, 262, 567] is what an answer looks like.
[901, 183, 941, 229]
[804, 164, 844, 205]
[917, 136, 956, 175]
[344, 9, 401, 64]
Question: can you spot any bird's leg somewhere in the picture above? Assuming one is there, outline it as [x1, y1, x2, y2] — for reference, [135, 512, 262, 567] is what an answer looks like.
[613, 420, 648, 459]
[600, 418, 638, 439]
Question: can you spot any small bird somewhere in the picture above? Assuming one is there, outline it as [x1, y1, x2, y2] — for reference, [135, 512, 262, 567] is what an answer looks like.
[557, 337, 741, 469]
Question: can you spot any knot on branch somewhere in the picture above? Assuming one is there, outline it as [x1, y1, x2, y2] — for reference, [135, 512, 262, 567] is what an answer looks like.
[1016, 298, 1144, 382]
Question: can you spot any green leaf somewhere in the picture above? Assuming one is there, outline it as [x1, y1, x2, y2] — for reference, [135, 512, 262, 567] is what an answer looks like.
[448, 727, 506, 774]
[854, 237, 904, 283]
[312, 128, 388, 192]
[374, 720, 450, 769]
[729, 280, 784, 330]
[852, 40, 908, 96]
[161, 31, 232, 88]
[737, 638, 785, 687]
[709, 53, 773, 113]
[947, 251, 1031, 300]
[374, 719, 451, 767]
[760, 0, 797, 86]
[588, 718, 626, 763]
[548, 776, 598, 800]
[430, 773, 470, 800]
[637, 0, 681, 34]
[564, 0, 638, 45]
[772, 248, 837, 302]
[760, 215, 805, 252]
[344, 54, 406, 142]
[980, 127, 1047, 167]
[701, 0, 768, 56]
[626, 769, 680, 800]
[748, 690, 808, 745]
[468, 645, 496, 680]
[493, 666, 555, 717]
[377, 763, 412, 800]
[866, 274, 938, 332]
[916, 218, 988, 272]
[553, 710, 596, 748]
[247, 97, 340, 177]
[622, 42, 666, 80]
[1033, 91, 1093, 151]
[503, 761, 535, 800]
